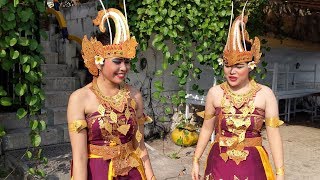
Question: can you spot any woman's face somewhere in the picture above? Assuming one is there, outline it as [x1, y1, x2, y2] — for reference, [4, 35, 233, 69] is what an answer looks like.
[223, 62, 250, 87]
[99, 57, 131, 84]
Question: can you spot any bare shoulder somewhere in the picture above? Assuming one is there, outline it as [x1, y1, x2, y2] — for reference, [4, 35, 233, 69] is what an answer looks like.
[258, 84, 275, 97]
[207, 84, 224, 98]
[127, 84, 142, 100]
[206, 84, 224, 107]
[69, 83, 93, 103]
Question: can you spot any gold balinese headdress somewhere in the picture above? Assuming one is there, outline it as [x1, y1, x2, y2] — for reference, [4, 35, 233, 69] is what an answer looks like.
[223, 2, 262, 67]
[82, 1, 138, 76]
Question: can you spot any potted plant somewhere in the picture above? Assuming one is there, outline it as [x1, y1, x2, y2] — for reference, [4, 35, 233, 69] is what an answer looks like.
[171, 111, 199, 147]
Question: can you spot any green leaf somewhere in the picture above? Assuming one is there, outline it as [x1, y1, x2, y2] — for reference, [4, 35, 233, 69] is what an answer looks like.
[151, 34, 163, 47]
[178, 90, 186, 98]
[39, 90, 45, 101]
[30, 85, 40, 94]
[192, 84, 199, 90]
[262, 61, 267, 67]
[10, 49, 19, 59]
[29, 120, 38, 130]
[198, 89, 205, 95]
[13, 0, 19, 7]
[28, 96, 38, 106]
[0, 0, 8, 8]
[155, 70, 163, 76]
[152, 91, 161, 100]
[194, 68, 202, 74]
[31, 134, 41, 147]
[0, 124, 6, 137]
[0, 87, 7, 96]
[37, 148, 42, 158]
[36, 169, 45, 177]
[0, 97, 12, 106]
[16, 108, 27, 119]
[19, 9, 33, 22]
[6, 13, 15, 21]
[161, 27, 169, 36]
[165, 107, 171, 114]
[15, 83, 26, 96]
[0, 49, 6, 58]
[39, 30, 48, 40]
[18, 37, 29, 46]
[29, 39, 38, 51]
[41, 157, 48, 164]
[25, 71, 38, 83]
[38, 120, 46, 131]
[23, 65, 30, 73]
[28, 168, 35, 175]
[197, 54, 203, 62]
[29, 58, 38, 68]
[1, 59, 13, 71]
[36, 2, 45, 12]
[20, 55, 30, 64]
[26, 150, 32, 159]
[159, 0, 166, 6]
[160, 97, 167, 103]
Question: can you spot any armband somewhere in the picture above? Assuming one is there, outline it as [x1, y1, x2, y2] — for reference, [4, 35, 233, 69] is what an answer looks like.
[265, 117, 284, 127]
[68, 120, 87, 133]
[196, 111, 215, 120]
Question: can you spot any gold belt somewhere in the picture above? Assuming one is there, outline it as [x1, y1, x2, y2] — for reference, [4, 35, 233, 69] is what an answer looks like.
[88, 141, 135, 160]
[215, 136, 262, 147]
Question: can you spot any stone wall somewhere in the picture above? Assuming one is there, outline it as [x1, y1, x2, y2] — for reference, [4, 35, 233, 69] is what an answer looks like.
[60, 1, 98, 38]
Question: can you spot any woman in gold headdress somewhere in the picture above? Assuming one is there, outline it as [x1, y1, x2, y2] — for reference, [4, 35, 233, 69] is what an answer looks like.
[191, 3, 284, 180]
[67, 1, 155, 179]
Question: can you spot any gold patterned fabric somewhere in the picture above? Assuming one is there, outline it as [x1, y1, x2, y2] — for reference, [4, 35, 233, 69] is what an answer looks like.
[88, 141, 140, 176]
[137, 113, 153, 125]
[196, 111, 215, 120]
[68, 120, 87, 133]
[84, 80, 145, 177]
[217, 80, 262, 165]
[265, 117, 284, 128]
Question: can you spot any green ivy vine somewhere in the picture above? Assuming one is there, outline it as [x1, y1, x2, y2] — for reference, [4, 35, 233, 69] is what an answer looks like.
[126, 0, 268, 117]
[0, 0, 47, 177]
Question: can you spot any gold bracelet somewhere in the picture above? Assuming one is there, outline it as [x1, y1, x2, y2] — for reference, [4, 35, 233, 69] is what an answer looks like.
[193, 156, 200, 163]
[276, 166, 285, 175]
[151, 175, 156, 180]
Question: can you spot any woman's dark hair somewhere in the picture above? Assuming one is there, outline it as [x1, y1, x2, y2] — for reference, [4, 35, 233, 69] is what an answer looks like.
[244, 40, 252, 51]
[95, 33, 110, 45]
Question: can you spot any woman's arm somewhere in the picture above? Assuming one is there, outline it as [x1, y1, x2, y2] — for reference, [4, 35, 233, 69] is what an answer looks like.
[133, 90, 155, 180]
[192, 87, 216, 180]
[67, 90, 88, 180]
[264, 87, 284, 179]
[193, 87, 216, 161]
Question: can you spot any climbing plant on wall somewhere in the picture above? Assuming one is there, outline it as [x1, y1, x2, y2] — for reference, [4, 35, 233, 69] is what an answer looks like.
[0, 0, 47, 177]
[126, 0, 268, 117]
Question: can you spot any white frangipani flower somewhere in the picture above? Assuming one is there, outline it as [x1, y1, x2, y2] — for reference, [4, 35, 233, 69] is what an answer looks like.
[95, 55, 104, 65]
[248, 61, 256, 70]
[217, 58, 224, 66]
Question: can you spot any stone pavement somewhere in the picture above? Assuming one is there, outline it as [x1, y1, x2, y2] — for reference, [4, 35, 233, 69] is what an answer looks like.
[4, 124, 320, 180]
[4, 141, 195, 180]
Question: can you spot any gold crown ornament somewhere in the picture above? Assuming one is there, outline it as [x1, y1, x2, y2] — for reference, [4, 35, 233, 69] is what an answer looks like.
[82, 6, 138, 76]
[223, 2, 262, 67]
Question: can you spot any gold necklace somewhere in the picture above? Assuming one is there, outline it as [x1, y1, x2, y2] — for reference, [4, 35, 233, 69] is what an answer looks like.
[221, 79, 260, 109]
[91, 78, 129, 112]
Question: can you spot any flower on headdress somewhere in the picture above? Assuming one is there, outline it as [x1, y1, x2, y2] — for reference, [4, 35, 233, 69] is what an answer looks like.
[217, 58, 224, 66]
[248, 61, 256, 70]
[95, 55, 104, 65]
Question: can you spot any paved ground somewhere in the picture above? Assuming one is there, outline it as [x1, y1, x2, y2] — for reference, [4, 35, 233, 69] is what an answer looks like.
[3, 123, 320, 180]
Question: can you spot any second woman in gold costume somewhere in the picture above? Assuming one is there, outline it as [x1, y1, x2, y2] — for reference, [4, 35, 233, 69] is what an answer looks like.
[191, 8, 285, 180]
